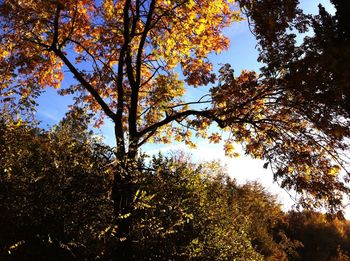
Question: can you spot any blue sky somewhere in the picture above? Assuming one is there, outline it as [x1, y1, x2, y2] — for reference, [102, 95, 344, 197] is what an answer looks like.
[35, 0, 343, 213]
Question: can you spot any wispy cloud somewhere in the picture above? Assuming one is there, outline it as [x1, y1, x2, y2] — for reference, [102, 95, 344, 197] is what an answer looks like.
[38, 110, 59, 122]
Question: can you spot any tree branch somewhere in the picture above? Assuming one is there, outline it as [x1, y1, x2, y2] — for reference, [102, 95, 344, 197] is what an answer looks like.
[59, 0, 78, 49]
[136, 0, 156, 86]
[128, 0, 156, 143]
[138, 109, 228, 137]
[51, 3, 62, 50]
[114, 0, 133, 157]
[53, 48, 116, 120]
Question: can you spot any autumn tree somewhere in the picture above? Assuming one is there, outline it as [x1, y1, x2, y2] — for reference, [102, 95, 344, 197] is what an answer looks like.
[0, 0, 349, 251]
[232, 182, 292, 259]
[284, 210, 350, 260]
[240, 0, 350, 117]
[229, 0, 350, 209]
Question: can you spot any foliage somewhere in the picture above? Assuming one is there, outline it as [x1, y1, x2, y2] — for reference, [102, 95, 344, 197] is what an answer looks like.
[283, 210, 350, 261]
[0, 109, 116, 259]
[224, 0, 350, 212]
[241, 0, 350, 117]
[0, 108, 288, 260]
[131, 156, 264, 260]
[0, 109, 264, 260]
[2, 107, 350, 260]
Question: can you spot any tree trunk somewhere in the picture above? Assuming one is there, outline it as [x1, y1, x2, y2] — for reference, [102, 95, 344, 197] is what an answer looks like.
[111, 152, 138, 259]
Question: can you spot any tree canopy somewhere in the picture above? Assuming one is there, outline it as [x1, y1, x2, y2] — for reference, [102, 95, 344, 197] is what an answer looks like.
[242, 0, 350, 117]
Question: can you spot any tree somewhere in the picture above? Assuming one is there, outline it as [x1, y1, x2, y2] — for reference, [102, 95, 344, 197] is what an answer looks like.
[0, 0, 349, 250]
[241, 0, 350, 117]
[130, 155, 265, 260]
[0, 108, 116, 259]
[232, 182, 291, 259]
[229, 0, 350, 210]
[284, 211, 350, 260]
[0, 1, 240, 250]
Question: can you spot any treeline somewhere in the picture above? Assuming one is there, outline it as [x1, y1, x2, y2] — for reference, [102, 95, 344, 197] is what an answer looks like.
[1, 111, 350, 260]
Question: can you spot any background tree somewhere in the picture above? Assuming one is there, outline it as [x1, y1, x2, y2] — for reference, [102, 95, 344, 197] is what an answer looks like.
[283, 210, 350, 260]
[232, 182, 295, 259]
[241, 0, 350, 117]
[1, 0, 349, 249]
[130, 156, 265, 260]
[115, 154, 303, 260]
[231, 0, 350, 211]
[0, 108, 116, 259]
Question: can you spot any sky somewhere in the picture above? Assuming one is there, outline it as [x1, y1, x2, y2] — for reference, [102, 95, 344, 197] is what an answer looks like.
[35, 0, 345, 214]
